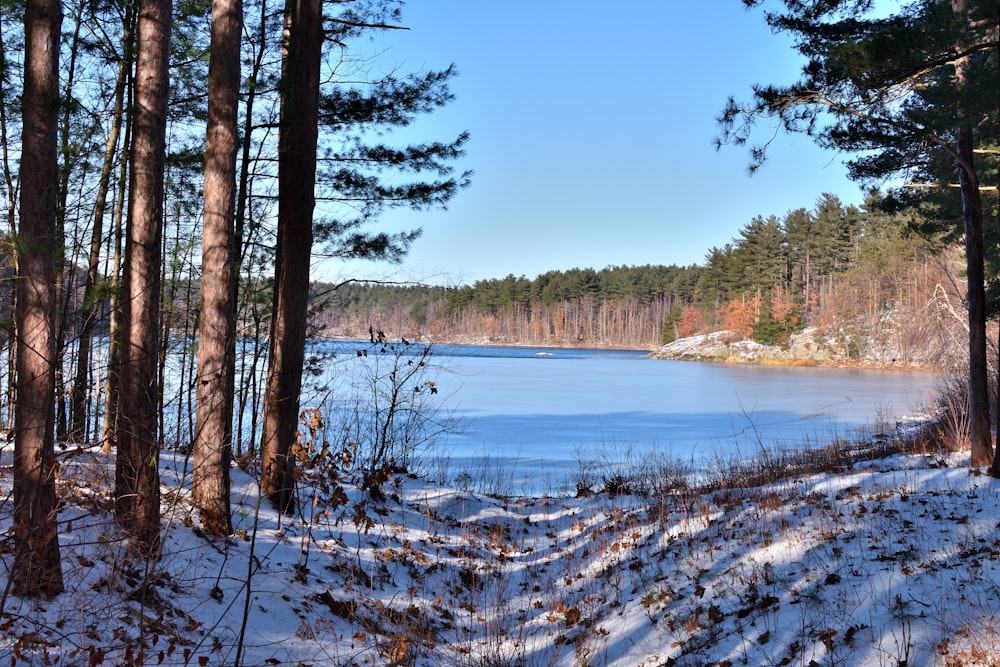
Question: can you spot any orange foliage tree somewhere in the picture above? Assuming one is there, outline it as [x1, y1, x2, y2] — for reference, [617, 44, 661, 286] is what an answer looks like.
[676, 305, 705, 339]
[718, 296, 757, 340]
[769, 285, 799, 330]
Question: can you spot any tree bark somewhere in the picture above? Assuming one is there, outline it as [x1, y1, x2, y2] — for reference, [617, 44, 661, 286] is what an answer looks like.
[102, 119, 130, 454]
[116, 0, 171, 558]
[193, 0, 242, 535]
[12, 0, 64, 597]
[260, 0, 322, 513]
[70, 10, 134, 443]
[952, 0, 993, 467]
[956, 125, 992, 466]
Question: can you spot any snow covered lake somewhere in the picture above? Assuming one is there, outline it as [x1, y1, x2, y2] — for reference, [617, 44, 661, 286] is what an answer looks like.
[301, 340, 938, 494]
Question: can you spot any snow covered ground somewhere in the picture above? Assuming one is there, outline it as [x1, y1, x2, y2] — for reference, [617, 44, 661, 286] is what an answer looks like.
[2, 441, 1000, 666]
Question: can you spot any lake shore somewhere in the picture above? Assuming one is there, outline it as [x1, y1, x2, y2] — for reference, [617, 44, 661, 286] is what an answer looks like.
[651, 328, 947, 372]
[330, 327, 948, 371]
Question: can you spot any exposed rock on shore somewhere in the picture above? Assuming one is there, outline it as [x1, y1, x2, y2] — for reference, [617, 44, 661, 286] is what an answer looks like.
[651, 327, 940, 370]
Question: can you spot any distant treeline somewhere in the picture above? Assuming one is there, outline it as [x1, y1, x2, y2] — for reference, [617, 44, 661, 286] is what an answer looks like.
[307, 191, 962, 360]
[309, 265, 701, 347]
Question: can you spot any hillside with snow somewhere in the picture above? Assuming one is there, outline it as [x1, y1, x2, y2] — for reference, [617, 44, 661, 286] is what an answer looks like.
[2, 439, 1000, 666]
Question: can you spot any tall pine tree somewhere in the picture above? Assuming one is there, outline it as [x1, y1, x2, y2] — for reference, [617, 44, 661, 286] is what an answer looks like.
[260, 1, 469, 511]
[12, 0, 64, 597]
[719, 0, 999, 466]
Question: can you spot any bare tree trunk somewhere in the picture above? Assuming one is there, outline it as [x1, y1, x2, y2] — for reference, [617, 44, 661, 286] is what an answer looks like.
[52, 0, 88, 443]
[0, 6, 19, 433]
[952, 0, 993, 467]
[232, 0, 269, 458]
[193, 0, 242, 535]
[102, 119, 130, 453]
[115, 0, 170, 558]
[260, 0, 322, 513]
[12, 0, 64, 597]
[70, 9, 134, 442]
[957, 129, 992, 466]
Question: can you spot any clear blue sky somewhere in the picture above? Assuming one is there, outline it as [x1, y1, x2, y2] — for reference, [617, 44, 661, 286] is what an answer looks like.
[316, 0, 872, 287]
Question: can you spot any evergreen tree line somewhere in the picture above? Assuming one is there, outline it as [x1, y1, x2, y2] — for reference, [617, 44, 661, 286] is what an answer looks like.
[309, 265, 701, 347]
[693, 190, 958, 358]
[307, 190, 956, 358]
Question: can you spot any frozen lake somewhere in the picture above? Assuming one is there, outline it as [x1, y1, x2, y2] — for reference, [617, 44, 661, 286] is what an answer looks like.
[303, 340, 938, 494]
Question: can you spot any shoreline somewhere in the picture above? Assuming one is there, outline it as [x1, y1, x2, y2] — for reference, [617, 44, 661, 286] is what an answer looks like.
[316, 332, 945, 372]
[650, 328, 947, 373]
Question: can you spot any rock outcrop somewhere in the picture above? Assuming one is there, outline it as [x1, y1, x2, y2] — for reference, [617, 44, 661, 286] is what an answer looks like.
[651, 328, 936, 369]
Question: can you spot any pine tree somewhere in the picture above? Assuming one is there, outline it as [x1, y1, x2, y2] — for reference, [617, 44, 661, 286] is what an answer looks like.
[115, 0, 171, 557]
[12, 0, 64, 597]
[718, 0, 998, 466]
[259, 1, 469, 511]
[259, 0, 323, 513]
[737, 214, 788, 293]
[782, 207, 817, 312]
[192, 0, 242, 535]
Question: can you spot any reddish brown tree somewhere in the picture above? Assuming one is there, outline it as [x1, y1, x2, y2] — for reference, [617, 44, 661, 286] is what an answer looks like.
[676, 305, 704, 340]
[115, 0, 171, 557]
[718, 297, 756, 341]
[69, 9, 134, 445]
[769, 285, 799, 330]
[12, 0, 64, 598]
[192, 0, 242, 535]
[260, 0, 323, 512]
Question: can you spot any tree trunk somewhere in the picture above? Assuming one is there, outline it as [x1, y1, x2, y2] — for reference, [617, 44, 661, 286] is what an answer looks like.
[952, 0, 993, 467]
[70, 10, 134, 443]
[957, 128, 992, 466]
[52, 0, 87, 443]
[102, 118, 130, 453]
[12, 0, 64, 597]
[260, 0, 322, 513]
[232, 0, 268, 458]
[1, 4, 19, 433]
[193, 0, 242, 535]
[115, 0, 171, 558]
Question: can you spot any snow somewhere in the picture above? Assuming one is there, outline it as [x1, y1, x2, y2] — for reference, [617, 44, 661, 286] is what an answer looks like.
[3, 439, 1000, 666]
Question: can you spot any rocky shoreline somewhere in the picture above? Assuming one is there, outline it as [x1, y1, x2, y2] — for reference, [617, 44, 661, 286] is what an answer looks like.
[651, 328, 942, 371]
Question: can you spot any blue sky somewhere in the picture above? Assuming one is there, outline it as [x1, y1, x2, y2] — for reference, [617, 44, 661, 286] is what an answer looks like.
[317, 0, 873, 287]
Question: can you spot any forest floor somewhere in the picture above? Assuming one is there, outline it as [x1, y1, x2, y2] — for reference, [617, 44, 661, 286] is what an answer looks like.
[2, 436, 1000, 666]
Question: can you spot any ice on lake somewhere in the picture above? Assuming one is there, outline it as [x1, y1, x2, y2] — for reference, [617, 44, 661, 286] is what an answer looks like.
[300, 340, 937, 495]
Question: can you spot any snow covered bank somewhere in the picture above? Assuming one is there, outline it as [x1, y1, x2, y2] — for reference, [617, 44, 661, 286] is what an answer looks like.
[2, 444, 998, 666]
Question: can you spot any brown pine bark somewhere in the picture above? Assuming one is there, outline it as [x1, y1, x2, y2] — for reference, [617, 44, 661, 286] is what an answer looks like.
[260, 0, 322, 513]
[115, 0, 171, 558]
[70, 10, 133, 443]
[193, 0, 242, 535]
[12, 0, 64, 597]
[101, 120, 130, 454]
[952, 0, 993, 467]
[957, 123, 992, 467]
